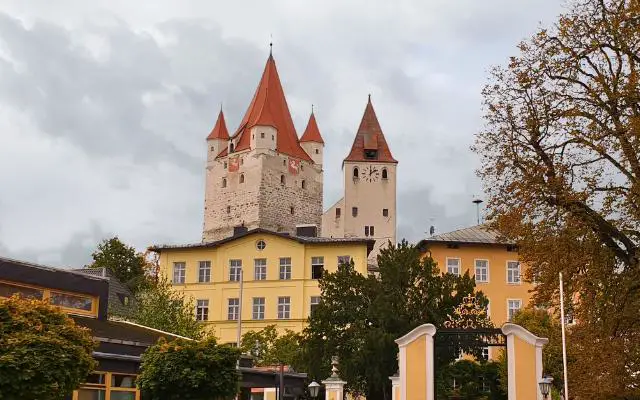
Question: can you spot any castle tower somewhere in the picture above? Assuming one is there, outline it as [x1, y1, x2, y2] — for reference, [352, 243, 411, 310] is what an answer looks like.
[299, 109, 325, 167]
[322, 96, 397, 263]
[203, 54, 323, 241]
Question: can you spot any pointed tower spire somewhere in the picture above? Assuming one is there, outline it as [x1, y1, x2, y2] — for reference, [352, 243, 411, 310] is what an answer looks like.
[229, 54, 311, 161]
[344, 96, 397, 163]
[207, 109, 230, 140]
[300, 108, 324, 144]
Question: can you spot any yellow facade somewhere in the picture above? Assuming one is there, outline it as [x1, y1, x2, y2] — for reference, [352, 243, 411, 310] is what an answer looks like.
[153, 229, 372, 343]
[422, 238, 533, 327]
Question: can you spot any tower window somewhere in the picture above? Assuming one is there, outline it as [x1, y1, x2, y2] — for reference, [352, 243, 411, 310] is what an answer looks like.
[353, 167, 359, 179]
[352, 207, 358, 217]
[272, 135, 274, 140]
[290, 206, 295, 215]
[210, 146, 215, 152]
[226, 206, 231, 214]
[224, 162, 228, 169]
[383, 208, 389, 217]
[301, 180, 306, 189]
[283, 160, 286, 166]
[229, 143, 234, 153]
[365, 226, 375, 237]
[222, 178, 227, 188]
[281, 175, 286, 185]
[240, 158, 244, 165]
[240, 174, 245, 184]
[315, 149, 319, 154]
[382, 168, 388, 179]
[260, 132, 265, 139]
[336, 208, 341, 218]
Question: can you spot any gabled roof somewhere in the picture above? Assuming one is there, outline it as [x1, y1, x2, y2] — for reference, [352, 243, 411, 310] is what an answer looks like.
[344, 96, 397, 164]
[300, 111, 324, 144]
[206, 109, 230, 140]
[229, 54, 312, 161]
[148, 228, 375, 255]
[418, 224, 514, 247]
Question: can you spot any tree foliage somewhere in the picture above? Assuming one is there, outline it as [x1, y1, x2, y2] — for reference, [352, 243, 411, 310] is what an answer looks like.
[473, 0, 640, 397]
[88, 236, 149, 293]
[240, 325, 302, 368]
[300, 241, 487, 400]
[137, 337, 240, 400]
[125, 277, 204, 340]
[0, 296, 97, 400]
[436, 360, 506, 400]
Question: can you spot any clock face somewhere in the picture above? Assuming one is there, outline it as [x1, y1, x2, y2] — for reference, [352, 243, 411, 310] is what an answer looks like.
[363, 165, 380, 182]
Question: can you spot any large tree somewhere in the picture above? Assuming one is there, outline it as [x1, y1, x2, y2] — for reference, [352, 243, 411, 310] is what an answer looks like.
[0, 296, 97, 400]
[125, 277, 204, 339]
[240, 325, 303, 368]
[88, 237, 149, 293]
[137, 337, 240, 400]
[300, 241, 487, 400]
[474, 0, 640, 397]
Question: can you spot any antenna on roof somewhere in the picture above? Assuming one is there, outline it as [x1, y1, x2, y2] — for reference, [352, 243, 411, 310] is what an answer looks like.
[311, 104, 314, 114]
[269, 33, 273, 55]
[472, 197, 484, 225]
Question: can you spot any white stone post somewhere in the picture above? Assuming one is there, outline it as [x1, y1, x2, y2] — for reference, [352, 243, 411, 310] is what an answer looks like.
[322, 356, 347, 400]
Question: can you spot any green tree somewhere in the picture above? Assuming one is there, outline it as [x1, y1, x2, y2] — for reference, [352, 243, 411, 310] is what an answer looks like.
[137, 337, 240, 400]
[0, 296, 97, 400]
[89, 237, 149, 293]
[437, 360, 506, 400]
[126, 277, 204, 339]
[473, 0, 640, 397]
[240, 325, 302, 368]
[300, 241, 488, 400]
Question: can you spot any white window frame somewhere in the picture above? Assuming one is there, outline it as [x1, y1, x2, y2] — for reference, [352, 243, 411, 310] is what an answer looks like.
[474, 259, 489, 283]
[173, 262, 186, 284]
[252, 297, 265, 320]
[196, 299, 209, 321]
[311, 257, 324, 279]
[507, 299, 522, 321]
[446, 257, 460, 276]
[279, 258, 292, 280]
[277, 296, 291, 319]
[227, 298, 239, 321]
[229, 259, 242, 282]
[310, 296, 321, 316]
[198, 261, 211, 283]
[254, 259, 267, 281]
[507, 261, 521, 284]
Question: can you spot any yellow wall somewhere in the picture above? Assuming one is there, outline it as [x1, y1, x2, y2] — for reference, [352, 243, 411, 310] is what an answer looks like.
[157, 231, 369, 343]
[514, 335, 538, 400]
[405, 337, 427, 400]
[424, 242, 533, 326]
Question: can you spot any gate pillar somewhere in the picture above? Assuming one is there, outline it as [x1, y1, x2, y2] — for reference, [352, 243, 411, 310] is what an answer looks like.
[322, 356, 346, 400]
[393, 324, 436, 400]
[502, 323, 549, 400]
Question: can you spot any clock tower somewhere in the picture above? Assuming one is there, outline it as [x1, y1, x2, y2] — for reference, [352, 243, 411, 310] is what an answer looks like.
[322, 96, 397, 264]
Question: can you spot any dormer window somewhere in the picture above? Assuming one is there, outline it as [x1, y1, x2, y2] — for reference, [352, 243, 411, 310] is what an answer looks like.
[364, 150, 378, 160]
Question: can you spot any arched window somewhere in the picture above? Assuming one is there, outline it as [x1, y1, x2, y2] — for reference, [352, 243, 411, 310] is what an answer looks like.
[315, 149, 319, 154]
[382, 168, 388, 180]
[229, 143, 235, 153]
[353, 167, 359, 179]
[240, 174, 245, 184]
[301, 180, 306, 189]
[222, 177, 227, 188]
[281, 175, 286, 185]
[260, 132, 265, 139]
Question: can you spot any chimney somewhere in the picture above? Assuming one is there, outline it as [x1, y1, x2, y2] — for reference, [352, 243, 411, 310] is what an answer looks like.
[296, 224, 318, 237]
[429, 226, 436, 236]
[233, 225, 249, 236]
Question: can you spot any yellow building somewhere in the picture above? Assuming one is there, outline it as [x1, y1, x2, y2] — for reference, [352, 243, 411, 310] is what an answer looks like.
[150, 227, 374, 343]
[418, 225, 533, 327]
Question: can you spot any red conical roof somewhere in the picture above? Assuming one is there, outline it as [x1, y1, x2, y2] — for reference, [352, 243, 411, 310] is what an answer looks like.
[300, 111, 324, 144]
[207, 109, 230, 140]
[344, 96, 397, 163]
[230, 54, 311, 161]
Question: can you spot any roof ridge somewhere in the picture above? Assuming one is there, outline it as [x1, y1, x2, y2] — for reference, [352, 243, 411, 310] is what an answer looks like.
[0, 256, 108, 281]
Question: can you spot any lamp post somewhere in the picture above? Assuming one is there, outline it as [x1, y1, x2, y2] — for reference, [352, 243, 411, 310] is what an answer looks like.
[308, 381, 320, 399]
[538, 375, 553, 399]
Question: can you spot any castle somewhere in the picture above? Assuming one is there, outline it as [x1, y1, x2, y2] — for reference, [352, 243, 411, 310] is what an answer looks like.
[202, 52, 397, 262]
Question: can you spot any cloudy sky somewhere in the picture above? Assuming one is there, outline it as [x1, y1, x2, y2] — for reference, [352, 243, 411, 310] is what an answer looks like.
[0, 0, 566, 267]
